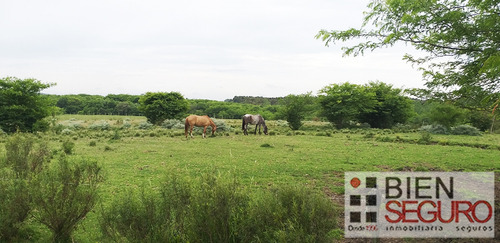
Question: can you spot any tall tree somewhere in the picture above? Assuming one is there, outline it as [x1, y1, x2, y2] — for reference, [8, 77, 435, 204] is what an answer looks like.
[0, 77, 55, 133]
[316, 0, 500, 106]
[139, 92, 189, 125]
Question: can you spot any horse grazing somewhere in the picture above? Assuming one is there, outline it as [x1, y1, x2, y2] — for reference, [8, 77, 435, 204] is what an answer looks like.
[242, 114, 268, 135]
[185, 115, 217, 138]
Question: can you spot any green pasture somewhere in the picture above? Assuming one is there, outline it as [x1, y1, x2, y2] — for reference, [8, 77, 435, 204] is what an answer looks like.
[1, 115, 499, 242]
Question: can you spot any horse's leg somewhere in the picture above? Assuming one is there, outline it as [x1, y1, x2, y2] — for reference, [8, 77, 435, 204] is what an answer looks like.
[203, 126, 207, 138]
[190, 125, 194, 138]
[254, 124, 258, 135]
[243, 123, 247, 135]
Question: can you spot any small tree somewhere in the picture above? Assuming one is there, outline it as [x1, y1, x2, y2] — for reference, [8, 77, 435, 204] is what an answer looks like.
[139, 92, 189, 125]
[0, 77, 55, 133]
[280, 93, 316, 130]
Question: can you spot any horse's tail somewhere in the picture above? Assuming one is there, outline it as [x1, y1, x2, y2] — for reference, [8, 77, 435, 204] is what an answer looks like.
[242, 116, 245, 130]
[184, 117, 189, 135]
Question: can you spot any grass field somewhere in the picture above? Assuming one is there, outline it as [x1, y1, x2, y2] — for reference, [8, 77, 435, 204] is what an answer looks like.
[1, 115, 499, 242]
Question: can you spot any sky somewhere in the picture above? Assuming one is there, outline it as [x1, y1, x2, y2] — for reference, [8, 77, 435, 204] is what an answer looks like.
[0, 0, 426, 101]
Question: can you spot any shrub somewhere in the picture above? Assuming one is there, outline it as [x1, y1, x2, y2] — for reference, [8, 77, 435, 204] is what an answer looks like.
[419, 124, 449, 134]
[110, 129, 121, 140]
[88, 122, 110, 131]
[121, 122, 132, 129]
[138, 122, 154, 130]
[392, 123, 413, 133]
[4, 134, 50, 177]
[161, 119, 184, 129]
[61, 140, 75, 155]
[0, 134, 50, 241]
[0, 171, 31, 241]
[451, 125, 481, 136]
[240, 185, 338, 243]
[212, 119, 231, 132]
[30, 155, 103, 243]
[100, 171, 339, 243]
[61, 128, 73, 135]
[418, 132, 433, 144]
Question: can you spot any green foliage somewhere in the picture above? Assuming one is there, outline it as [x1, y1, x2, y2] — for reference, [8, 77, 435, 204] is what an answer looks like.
[54, 94, 141, 115]
[228, 96, 281, 105]
[316, 0, 500, 106]
[418, 132, 433, 144]
[466, 110, 492, 131]
[138, 121, 154, 130]
[280, 93, 316, 130]
[188, 99, 280, 120]
[211, 119, 231, 132]
[139, 92, 189, 125]
[0, 77, 55, 133]
[319, 82, 375, 129]
[428, 102, 466, 128]
[0, 134, 50, 241]
[419, 124, 449, 135]
[161, 119, 184, 129]
[88, 121, 110, 131]
[100, 171, 339, 243]
[319, 82, 413, 128]
[4, 133, 50, 177]
[61, 140, 75, 155]
[359, 82, 414, 128]
[241, 185, 338, 243]
[30, 154, 103, 243]
[451, 125, 481, 136]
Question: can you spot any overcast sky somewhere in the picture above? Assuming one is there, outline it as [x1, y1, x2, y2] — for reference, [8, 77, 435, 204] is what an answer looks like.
[0, 0, 425, 101]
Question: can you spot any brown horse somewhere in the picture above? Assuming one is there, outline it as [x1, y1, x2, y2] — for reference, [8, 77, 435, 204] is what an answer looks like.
[185, 115, 217, 138]
[242, 114, 268, 135]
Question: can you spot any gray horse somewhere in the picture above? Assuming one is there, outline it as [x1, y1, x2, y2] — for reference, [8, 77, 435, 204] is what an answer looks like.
[242, 114, 268, 135]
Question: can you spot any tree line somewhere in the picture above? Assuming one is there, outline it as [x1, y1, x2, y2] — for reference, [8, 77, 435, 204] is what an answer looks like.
[2, 76, 498, 134]
[45, 94, 282, 119]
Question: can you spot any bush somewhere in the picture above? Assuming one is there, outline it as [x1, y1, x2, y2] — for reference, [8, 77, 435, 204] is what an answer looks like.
[4, 133, 50, 177]
[100, 171, 339, 243]
[88, 122, 110, 131]
[30, 155, 103, 243]
[0, 134, 50, 241]
[451, 125, 481, 136]
[212, 119, 231, 132]
[62, 140, 75, 155]
[418, 132, 433, 144]
[240, 185, 338, 243]
[138, 122, 154, 130]
[161, 119, 184, 129]
[419, 124, 449, 134]
[0, 172, 31, 241]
